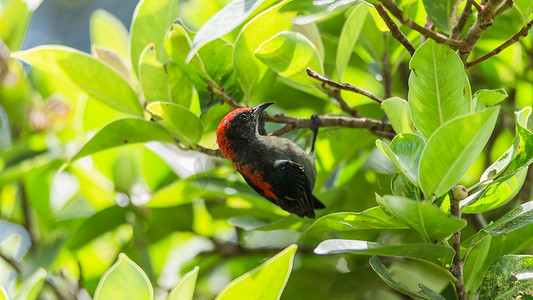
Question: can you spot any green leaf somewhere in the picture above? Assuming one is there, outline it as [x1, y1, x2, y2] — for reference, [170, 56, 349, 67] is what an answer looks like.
[408, 40, 472, 138]
[186, 0, 275, 62]
[381, 97, 415, 134]
[514, 0, 533, 24]
[68, 206, 132, 250]
[0, 105, 11, 149]
[474, 89, 508, 111]
[336, 4, 368, 81]
[391, 172, 421, 201]
[377, 195, 466, 243]
[418, 107, 499, 199]
[233, 1, 295, 98]
[0, 0, 31, 51]
[94, 253, 154, 300]
[140, 44, 193, 107]
[479, 255, 533, 299]
[90, 9, 130, 60]
[130, 0, 179, 74]
[146, 102, 203, 146]
[315, 239, 454, 267]
[215, 244, 297, 300]
[304, 207, 408, 236]
[0, 221, 31, 260]
[71, 118, 174, 162]
[15, 46, 143, 116]
[369, 256, 446, 300]
[0, 286, 7, 300]
[14, 268, 47, 300]
[484, 201, 533, 235]
[255, 31, 324, 96]
[286, 0, 361, 24]
[146, 204, 194, 243]
[168, 266, 199, 300]
[503, 107, 533, 177]
[422, 0, 454, 34]
[92, 46, 131, 82]
[376, 133, 425, 184]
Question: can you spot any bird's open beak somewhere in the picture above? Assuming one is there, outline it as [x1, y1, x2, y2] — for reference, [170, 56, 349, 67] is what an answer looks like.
[251, 102, 275, 118]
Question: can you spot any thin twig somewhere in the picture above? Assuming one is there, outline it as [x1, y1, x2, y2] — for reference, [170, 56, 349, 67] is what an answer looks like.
[324, 86, 360, 117]
[451, 2, 473, 39]
[378, 0, 465, 50]
[467, 20, 533, 68]
[306, 68, 384, 103]
[468, 0, 483, 12]
[381, 33, 392, 99]
[208, 82, 241, 109]
[196, 145, 222, 158]
[19, 184, 36, 253]
[374, 5, 415, 56]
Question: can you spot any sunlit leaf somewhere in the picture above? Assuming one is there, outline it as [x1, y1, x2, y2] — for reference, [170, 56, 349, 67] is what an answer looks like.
[285, 0, 361, 24]
[514, 0, 533, 24]
[0, 105, 11, 149]
[130, 0, 179, 74]
[484, 201, 533, 235]
[369, 256, 446, 300]
[381, 97, 415, 134]
[336, 3, 367, 81]
[315, 239, 454, 267]
[418, 107, 499, 199]
[377, 195, 466, 243]
[479, 255, 533, 299]
[15, 46, 143, 116]
[90, 9, 129, 60]
[215, 244, 297, 300]
[409, 40, 472, 138]
[14, 268, 46, 300]
[71, 118, 175, 162]
[94, 253, 154, 300]
[391, 172, 421, 201]
[0, 0, 31, 51]
[146, 102, 203, 146]
[474, 88, 507, 111]
[168, 266, 199, 300]
[376, 133, 425, 184]
[0, 221, 31, 261]
[422, 0, 454, 34]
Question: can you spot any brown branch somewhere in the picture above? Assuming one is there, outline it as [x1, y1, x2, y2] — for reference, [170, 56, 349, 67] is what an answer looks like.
[494, 0, 513, 17]
[306, 68, 384, 104]
[450, 187, 467, 300]
[468, 0, 483, 12]
[196, 144, 222, 158]
[466, 20, 533, 68]
[208, 82, 241, 109]
[378, 0, 465, 50]
[381, 33, 392, 99]
[451, 2, 473, 39]
[459, 0, 504, 62]
[374, 5, 415, 56]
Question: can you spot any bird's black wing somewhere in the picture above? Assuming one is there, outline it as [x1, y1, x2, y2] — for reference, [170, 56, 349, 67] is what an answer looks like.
[272, 160, 316, 218]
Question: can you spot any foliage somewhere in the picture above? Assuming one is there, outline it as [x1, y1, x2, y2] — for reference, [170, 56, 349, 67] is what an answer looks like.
[0, 0, 533, 299]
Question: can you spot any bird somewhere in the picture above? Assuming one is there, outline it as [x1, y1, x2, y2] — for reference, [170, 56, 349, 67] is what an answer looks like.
[216, 102, 325, 218]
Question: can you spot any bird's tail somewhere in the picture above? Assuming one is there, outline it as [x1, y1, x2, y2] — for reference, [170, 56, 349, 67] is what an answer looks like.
[313, 195, 325, 209]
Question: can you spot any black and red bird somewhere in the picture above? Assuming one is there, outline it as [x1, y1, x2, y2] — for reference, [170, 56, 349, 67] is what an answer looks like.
[216, 102, 325, 218]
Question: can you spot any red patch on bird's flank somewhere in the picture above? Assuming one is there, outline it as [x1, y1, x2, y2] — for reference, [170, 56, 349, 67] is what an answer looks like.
[235, 162, 278, 200]
[216, 107, 251, 160]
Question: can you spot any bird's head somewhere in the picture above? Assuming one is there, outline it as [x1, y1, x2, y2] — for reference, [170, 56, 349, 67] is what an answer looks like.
[216, 102, 274, 157]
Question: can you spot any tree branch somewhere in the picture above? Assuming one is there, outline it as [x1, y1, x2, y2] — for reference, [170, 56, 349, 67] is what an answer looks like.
[378, 0, 465, 50]
[468, 0, 483, 12]
[374, 5, 415, 56]
[208, 82, 241, 109]
[450, 187, 467, 300]
[466, 20, 533, 68]
[451, 2, 473, 39]
[306, 68, 384, 104]
[494, 0, 513, 17]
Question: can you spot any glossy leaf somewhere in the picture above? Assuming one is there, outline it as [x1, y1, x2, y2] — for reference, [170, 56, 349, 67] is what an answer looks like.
[315, 239, 454, 267]
[140, 44, 193, 106]
[255, 31, 324, 96]
[479, 255, 533, 299]
[475, 88, 507, 111]
[187, 0, 275, 62]
[15, 46, 143, 116]
[369, 256, 446, 300]
[419, 107, 499, 199]
[71, 118, 174, 162]
[146, 102, 203, 146]
[503, 107, 533, 177]
[422, 0, 454, 34]
[168, 266, 199, 300]
[233, 1, 295, 98]
[304, 207, 407, 236]
[484, 201, 533, 235]
[90, 9, 129, 60]
[514, 0, 533, 24]
[0, 105, 11, 149]
[391, 172, 421, 201]
[0, 0, 31, 51]
[377, 195, 466, 243]
[215, 244, 297, 300]
[376, 133, 425, 184]
[408, 40, 471, 138]
[286, 0, 361, 24]
[94, 253, 154, 300]
[336, 3, 367, 81]
[130, 0, 179, 74]
[381, 97, 415, 134]
[14, 268, 47, 300]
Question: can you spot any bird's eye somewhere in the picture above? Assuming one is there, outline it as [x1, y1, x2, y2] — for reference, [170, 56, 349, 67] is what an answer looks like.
[240, 114, 248, 121]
